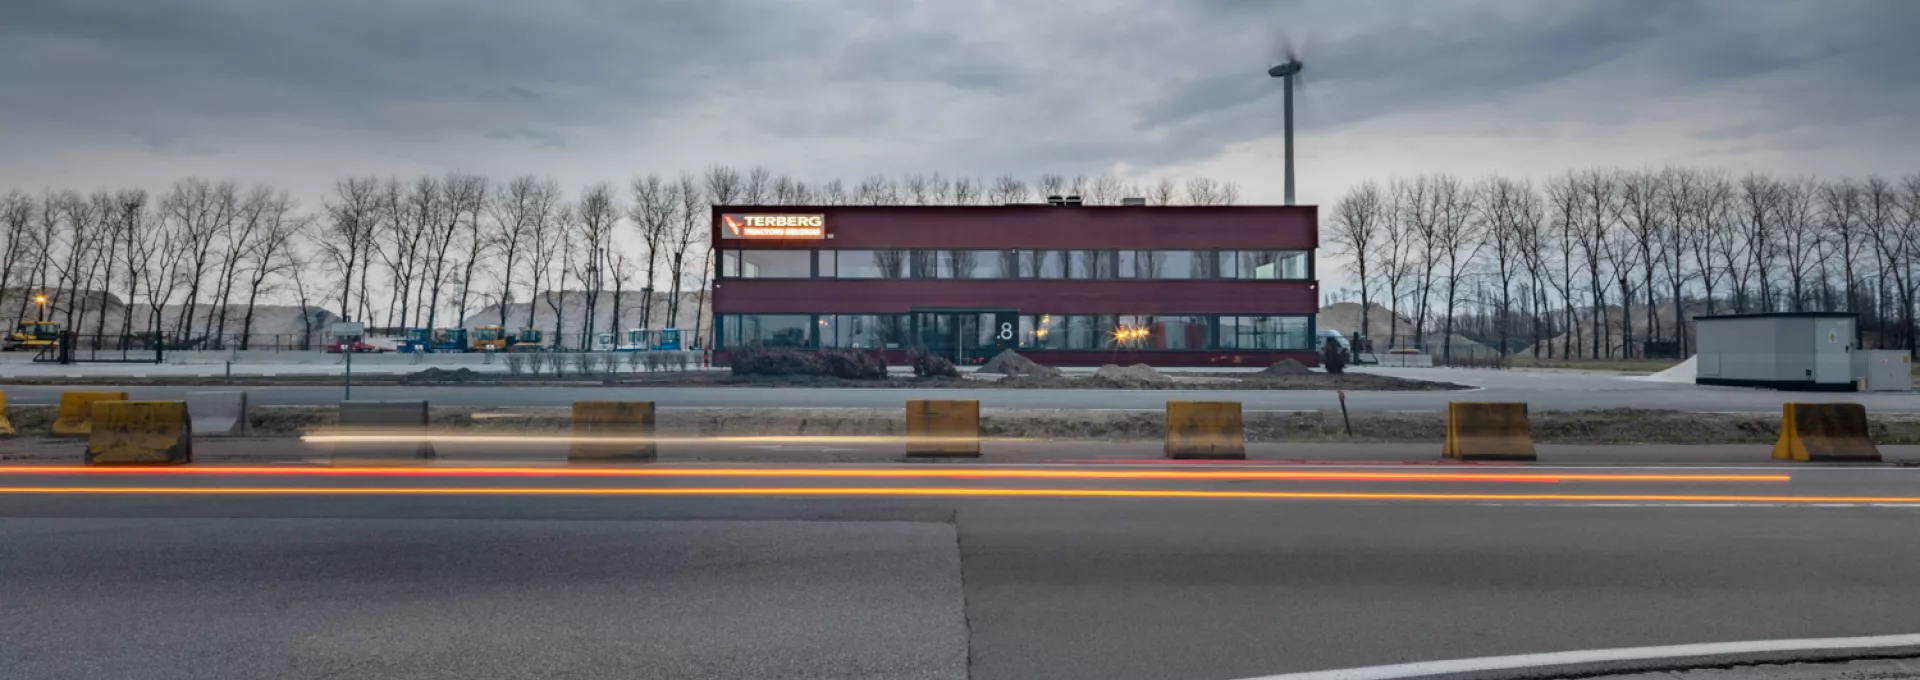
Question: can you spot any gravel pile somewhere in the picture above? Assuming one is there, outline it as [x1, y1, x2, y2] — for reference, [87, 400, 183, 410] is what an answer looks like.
[401, 367, 490, 383]
[1091, 363, 1175, 385]
[1258, 359, 1312, 376]
[977, 350, 1064, 378]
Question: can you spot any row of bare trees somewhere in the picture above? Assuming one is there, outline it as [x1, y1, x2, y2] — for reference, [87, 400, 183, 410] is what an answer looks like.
[2, 169, 1239, 350]
[1326, 168, 1920, 362]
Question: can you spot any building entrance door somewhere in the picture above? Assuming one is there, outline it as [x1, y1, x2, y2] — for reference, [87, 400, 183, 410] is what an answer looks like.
[912, 310, 1015, 365]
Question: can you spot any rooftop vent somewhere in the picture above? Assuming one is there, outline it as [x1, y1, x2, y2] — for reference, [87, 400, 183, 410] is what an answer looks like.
[1045, 195, 1065, 205]
[1120, 197, 1147, 206]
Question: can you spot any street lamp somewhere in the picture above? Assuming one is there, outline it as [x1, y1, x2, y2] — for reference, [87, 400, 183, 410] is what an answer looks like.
[1267, 58, 1304, 206]
[33, 293, 47, 321]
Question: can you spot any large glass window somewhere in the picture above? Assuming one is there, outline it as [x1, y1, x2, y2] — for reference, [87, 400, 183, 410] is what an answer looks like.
[1219, 316, 1312, 350]
[829, 250, 907, 278]
[1020, 313, 1067, 349]
[721, 314, 813, 348]
[1019, 250, 1065, 279]
[1115, 315, 1211, 350]
[1238, 250, 1310, 280]
[1067, 251, 1116, 279]
[821, 314, 908, 349]
[938, 250, 1006, 279]
[722, 250, 811, 278]
[910, 251, 945, 278]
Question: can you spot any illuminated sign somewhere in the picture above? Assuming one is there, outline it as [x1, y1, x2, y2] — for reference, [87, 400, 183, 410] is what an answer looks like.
[720, 213, 826, 239]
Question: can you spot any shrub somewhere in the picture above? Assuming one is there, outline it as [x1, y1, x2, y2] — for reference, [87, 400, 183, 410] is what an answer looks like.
[625, 350, 643, 373]
[910, 349, 959, 378]
[820, 349, 888, 380]
[526, 351, 548, 375]
[503, 352, 526, 375]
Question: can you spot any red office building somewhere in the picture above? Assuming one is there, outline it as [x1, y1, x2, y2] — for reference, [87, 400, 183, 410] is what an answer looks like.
[711, 203, 1320, 367]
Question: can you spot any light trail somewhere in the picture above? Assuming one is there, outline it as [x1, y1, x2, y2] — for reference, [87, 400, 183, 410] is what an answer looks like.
[0, 487, 1910, 504]
[0, 466, 1790, 484]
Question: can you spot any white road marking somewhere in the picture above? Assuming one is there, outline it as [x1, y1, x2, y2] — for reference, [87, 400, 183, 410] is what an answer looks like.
[1232, 632, 1920, 680]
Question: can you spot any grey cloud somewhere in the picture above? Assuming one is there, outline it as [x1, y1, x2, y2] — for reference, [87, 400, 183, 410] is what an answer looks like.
[0, 0, 1914, 192]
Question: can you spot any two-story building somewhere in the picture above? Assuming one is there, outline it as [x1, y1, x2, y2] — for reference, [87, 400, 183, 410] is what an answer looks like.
[710, 203, 1320, 367]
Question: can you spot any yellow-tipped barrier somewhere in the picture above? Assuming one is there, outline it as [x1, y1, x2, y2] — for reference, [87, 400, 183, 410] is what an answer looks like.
[906, 399, 980, 457]
[1444, 402, 1537, 461]
[569, 401, 657, 462]
[53, 391, 130, 437]
[0, 390, 15, 436]
[1772, 403, 1879, 462]
[1165, 401, 1246, 459]
[85, 400, 192, 465]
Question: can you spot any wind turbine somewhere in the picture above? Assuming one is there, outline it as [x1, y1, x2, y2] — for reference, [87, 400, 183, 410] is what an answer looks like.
[1268, 40, 1305, 206]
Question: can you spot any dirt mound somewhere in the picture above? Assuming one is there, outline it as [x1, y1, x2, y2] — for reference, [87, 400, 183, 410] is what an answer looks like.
[1091, 363, 1174, 385]
[401, 367, 490, 383]
[977, 350, 1063, 377]
[1258, 358, 1312, 376]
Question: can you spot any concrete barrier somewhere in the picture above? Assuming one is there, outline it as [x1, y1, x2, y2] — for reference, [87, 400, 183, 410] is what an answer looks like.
[52, 391, 130, 437]
[1164, 400, 1246, 459]
[186, 391, 249, 437]
[332, 400, 436, 464]
[905, 399, 980, 457]
[0, 390, 14, 436]
[569, 401, 656, 462]
[1443, 402, 1537, 461]
[1772, 403, 1880, 462]
[85, 400, 193, 465]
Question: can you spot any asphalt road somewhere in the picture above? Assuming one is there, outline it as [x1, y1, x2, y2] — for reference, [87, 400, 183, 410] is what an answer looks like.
[0, 367, 1914, 412]
[6, 462, 1920, 679]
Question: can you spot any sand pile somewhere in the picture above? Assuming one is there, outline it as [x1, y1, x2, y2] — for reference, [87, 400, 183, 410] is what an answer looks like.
[1091, 363, 1174, 385]
[1258, 358, 1312, 376]
[977, 350, 1064, 378]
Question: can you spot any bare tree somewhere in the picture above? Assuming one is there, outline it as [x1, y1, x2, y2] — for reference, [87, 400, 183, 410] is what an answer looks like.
[522, 179, 566, 339]
[989, 175, 1027, 204]
[1220, 181, 1243, 206]
[374, 177, 430, 330]
[208, 185, 274, 347]
[1395, 176, 1440, 348]
[1572, 168, 1621, 358]
[1618, 169, 1665, 349]
[161, 179, 239, 344]
[237, 193, 305, 349]
[629, 174, 674, 330]
[1820, 178, 1866, 343]
[853, 175, 898, 205]
[574, 181, 621, 342]
[1035, 173, 1067, 198]
[1658, 168, 1701, 351]
[903, 173, 931, 204]
[926, 172, 953, 204]
[1327, 180, 1387, 345]
[665, 173, 705, 326]
[1775, 177, 1822, 313]
[821, 178, 849, 204]
[1735, 173, 1783, 313]
[443, 174, 489, 325]
[1184, 177, 1223, 206]
[1429, 175, 1482, 364]
[742, 166, 773, 204]
[1148, 178, 1177, 206]
[1690, 172, 1735, 322]
[319, 177, 381, 323]
[1544, 172, 1582, 358]
[486, 176, 537, 329]
[0, 191, 34, 325]
[1859, 176, 1910, 350]
[1479, 176, 1541, 359]
[951, 176, 981, 205]
[704, 165, 743, 206]
[1088, 174, 1124, 205]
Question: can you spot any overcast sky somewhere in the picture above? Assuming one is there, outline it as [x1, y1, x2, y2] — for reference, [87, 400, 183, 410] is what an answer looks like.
[4, 0, 1918, 213]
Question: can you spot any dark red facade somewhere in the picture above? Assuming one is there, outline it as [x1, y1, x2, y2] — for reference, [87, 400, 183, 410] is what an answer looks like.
[712, 204, 1320, 367]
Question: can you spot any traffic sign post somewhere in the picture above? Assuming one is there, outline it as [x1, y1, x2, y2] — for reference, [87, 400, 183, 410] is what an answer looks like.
[332, 322, 364, 400]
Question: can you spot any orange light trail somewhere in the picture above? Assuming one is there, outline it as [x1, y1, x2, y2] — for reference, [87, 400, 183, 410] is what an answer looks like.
[0, 486, 1913, 503]
[0, 466, 1790, 483]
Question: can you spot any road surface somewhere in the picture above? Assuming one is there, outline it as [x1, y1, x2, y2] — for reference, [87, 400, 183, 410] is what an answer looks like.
[0, 366, 1914, 412]
[6, 460, 1920, 679]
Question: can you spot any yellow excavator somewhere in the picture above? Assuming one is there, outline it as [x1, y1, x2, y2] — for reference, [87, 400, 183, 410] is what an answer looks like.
[4, 320, 61, 352]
